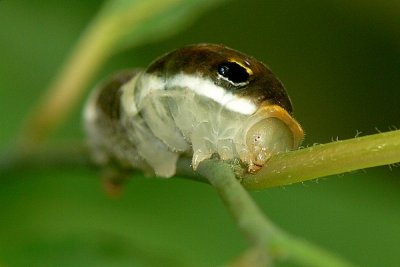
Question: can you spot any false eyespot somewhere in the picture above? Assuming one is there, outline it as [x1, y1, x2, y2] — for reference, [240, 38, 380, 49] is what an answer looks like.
[84, 44, 304, 177]
[217, 61, 250, 86]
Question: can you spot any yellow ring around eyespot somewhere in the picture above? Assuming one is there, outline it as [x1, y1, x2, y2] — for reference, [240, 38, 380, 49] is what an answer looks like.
[257, 104, 304, 148]
[228, 58, 254, 76]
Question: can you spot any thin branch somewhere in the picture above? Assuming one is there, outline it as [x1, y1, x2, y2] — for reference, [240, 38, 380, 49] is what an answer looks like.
[3, 129, 400, 189]
[242, 130, 400, 189]
[0, 142, 92, 175]
[197, 160, 356, 267]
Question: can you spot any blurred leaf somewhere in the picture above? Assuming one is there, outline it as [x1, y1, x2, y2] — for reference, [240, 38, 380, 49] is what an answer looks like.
[21, 0, 227, 144]
[98, 0, 227, 52]
[104, 0, 227, 52]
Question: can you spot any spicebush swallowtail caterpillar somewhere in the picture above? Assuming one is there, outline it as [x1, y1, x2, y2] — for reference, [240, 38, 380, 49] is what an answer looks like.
[84, 44, 303, 177]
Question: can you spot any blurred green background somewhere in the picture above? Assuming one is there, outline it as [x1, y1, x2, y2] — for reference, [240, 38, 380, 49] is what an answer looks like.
[0, 1, 399, 266]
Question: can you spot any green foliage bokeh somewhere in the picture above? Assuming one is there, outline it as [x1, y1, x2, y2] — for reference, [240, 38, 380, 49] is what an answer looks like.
[0, 1, 399, 266]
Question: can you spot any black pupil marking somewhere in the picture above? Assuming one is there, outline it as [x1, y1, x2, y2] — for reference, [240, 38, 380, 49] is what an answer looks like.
[217, 62, 249, 84]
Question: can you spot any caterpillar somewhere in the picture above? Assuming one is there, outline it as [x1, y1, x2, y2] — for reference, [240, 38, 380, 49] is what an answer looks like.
[84, 44, 304, 178]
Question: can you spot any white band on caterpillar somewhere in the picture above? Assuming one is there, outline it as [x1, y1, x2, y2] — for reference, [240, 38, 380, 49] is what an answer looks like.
[138, 73, 258, 115]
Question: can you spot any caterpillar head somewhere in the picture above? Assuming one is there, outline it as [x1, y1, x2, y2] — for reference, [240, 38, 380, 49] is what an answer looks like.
[243, 105, 303, 172]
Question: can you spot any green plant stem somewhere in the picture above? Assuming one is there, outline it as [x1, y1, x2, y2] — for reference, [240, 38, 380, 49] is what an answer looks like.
[242, 130, 400, 189]
[3, 130, 400, 190]
[197, 160, 356, 267]
[19, 0, 184, 145]
[0, 142, 92, 175]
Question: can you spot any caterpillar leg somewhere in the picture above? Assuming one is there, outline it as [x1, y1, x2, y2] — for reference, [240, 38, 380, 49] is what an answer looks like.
[101, 165, 132, 198]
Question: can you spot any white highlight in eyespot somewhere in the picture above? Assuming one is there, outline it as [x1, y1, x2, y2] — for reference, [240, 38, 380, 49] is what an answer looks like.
[217, 73, 249, 87]
[140, 73, 257, 115]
